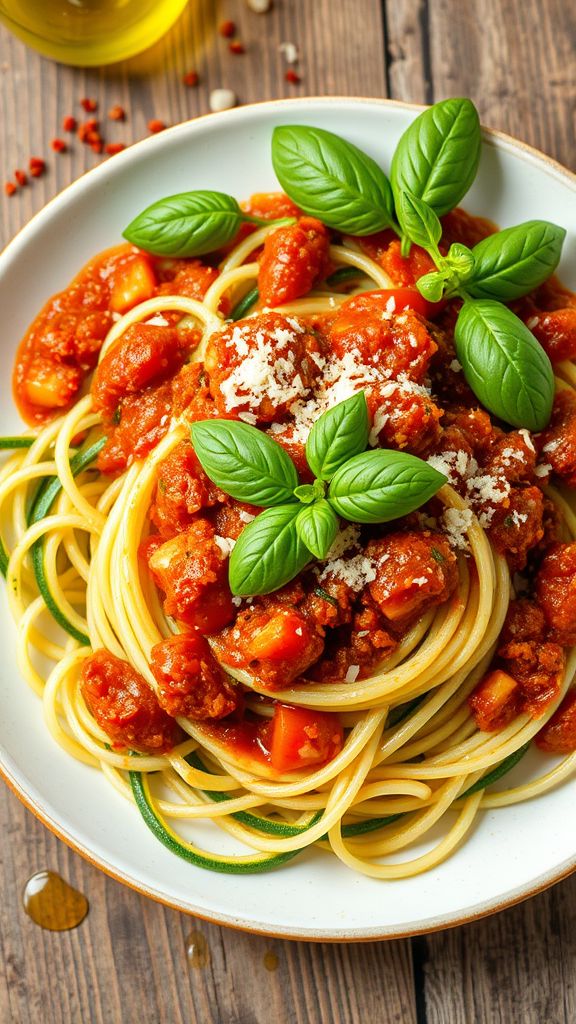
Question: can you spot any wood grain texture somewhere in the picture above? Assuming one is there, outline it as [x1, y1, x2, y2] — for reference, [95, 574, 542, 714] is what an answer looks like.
[0, 1, 575, 1022]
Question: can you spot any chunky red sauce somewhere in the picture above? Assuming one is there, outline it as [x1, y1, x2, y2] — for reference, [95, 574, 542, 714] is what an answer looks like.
[16, 196, 576, 760]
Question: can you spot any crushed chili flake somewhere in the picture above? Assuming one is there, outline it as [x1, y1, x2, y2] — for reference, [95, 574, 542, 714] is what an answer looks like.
[14, 169, 27, 186]
[29, 157, 46, 177]
[62, 115, 77, 132]
[229, 40, 245, 54]
[105, 142, 126, 155]
[90, 141, 104, 154]
[80, 97, 98, 112]
[218, 19, 236, 37]
[108, 104, 126, 121]
[85, 129, 101, 145]
[148, 119, 166, 134]
[285, 69, 301, 84]
[4, 182, 17, 196]
[182, 70, 199, 86]
[51, 138, 67, 153]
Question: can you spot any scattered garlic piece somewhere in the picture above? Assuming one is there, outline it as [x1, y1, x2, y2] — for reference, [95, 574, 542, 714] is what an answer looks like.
[279, 41, 299, 64]
[209, 88, 238, 113]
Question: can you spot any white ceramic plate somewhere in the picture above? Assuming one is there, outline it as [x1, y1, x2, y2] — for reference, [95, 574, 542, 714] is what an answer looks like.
[1, 98, 575, 940]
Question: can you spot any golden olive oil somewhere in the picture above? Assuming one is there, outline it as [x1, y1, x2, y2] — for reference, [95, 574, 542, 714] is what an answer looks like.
[0, 0, 189, 66]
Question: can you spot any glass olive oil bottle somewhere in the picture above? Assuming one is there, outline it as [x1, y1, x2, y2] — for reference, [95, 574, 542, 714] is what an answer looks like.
[0, 0, 189, 66]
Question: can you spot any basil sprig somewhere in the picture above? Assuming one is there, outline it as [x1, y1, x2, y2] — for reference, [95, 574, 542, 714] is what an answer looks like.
[192, 393, 446, 596]
[306, 391, 369, 480]
[465, 220, 566, 300]
[190, 420, 298, 505]
[454, 300, 554, 431]
[329, 450, 446, 524]
[229, 505, 310, 597]
[271, 125, 398, 235]
[391, 98, 481, 220]
[123, 190, 292, 257]
[295, 500, 339, 560]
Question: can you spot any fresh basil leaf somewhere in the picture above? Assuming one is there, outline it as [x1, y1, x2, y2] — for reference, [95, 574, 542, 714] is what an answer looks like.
[295, 500, 339, 559]
[328, 450, 446, 524]
[271, 125, 396, 235]
[417, 271, 447, 303]
[391, 98, 481, 216]
[229, 504, 310, 596]
[445, 242, 475, 279]
[294, 484, 316, 504]
[306, 391, 369, 481]
[190, 420, 298, 506]
[397, 191, 442, 254]
[454, 300, 554, 431]
[123, 190, 245, 257]
[466, 221, 566, 300]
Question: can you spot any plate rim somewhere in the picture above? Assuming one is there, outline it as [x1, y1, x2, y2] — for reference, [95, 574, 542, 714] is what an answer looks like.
[1, 94, 575, 941]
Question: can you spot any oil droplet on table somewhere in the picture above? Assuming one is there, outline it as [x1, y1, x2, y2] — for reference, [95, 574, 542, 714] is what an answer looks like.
[186, 929, 211, 969]
[263, 951, 279, 972]
[23, 870, 89, 931]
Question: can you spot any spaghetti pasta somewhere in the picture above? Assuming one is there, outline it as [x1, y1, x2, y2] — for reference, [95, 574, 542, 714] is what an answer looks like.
[2, 200, 576, 880]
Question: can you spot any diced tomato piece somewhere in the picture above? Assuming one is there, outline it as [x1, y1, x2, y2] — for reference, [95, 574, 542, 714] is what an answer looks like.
[149, 634, 238, 720]
[246, 609, 316, 662]
[536, 689, 576, 753]
[258, 217, 330, 306]
[80, 649, 184, 753]
[110, 254, 157, 314]
[22, 356, 81, 410]
[91, 322, 188, 417]
[469, 670, 520, 732]
[270, 704, 343, 772]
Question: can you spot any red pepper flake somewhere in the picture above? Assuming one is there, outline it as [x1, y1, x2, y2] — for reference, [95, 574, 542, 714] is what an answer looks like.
[29, 157, 46, 177]
[182, 70, 199, 87]
[229, 40, 245, 54]
[85, 130, 102, 145]
[148, 119, 166, 134]
[105, 142, 126, 155]
[285, 69, 301, 84]
[90, 141, 104, 154]
[80, 97, 98, 112]
[51, 138, 67, 153]
[62, 115, 77, 132]
[218, 19, 236, 37]
[108, 104, 126, 122]
[14, 169, 27, 186]
[4, 182, 17, 197]
[77, 119, 100, 143]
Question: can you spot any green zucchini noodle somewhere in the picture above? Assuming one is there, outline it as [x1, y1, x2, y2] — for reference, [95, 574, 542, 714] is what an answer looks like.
[1, 221, 575, 877]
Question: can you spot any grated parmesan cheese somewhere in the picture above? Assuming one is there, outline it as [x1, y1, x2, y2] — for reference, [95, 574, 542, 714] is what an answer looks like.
[345, 664, 360, 682]
[411, 577, 428, 586]
[319, 554, 377, 592]
[518, 428, 536, 453]
[440, 507, 474, 551]
[534, 463, 552, 478]
[214, 536, 236, 557]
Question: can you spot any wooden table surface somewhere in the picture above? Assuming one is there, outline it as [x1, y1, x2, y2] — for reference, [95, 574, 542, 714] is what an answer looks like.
[1, 1, 575, 1021]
